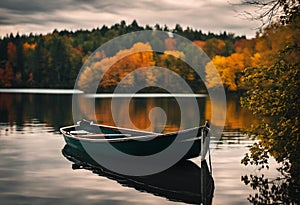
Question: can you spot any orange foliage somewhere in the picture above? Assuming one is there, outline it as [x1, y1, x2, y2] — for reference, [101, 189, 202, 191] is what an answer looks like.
[7, 42, 16, 63]
[193, 40, 206, 49]
[206, 21, 300, 91]
[77, 42, 155, 91]
[0, 62, 15, 87]
[203, 38, 226, 58]
[234, 39, 247, 53]
[23, 42, 36, 52]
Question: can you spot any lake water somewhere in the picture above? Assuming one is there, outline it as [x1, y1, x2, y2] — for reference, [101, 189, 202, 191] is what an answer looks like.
[0, 90, 280, 205]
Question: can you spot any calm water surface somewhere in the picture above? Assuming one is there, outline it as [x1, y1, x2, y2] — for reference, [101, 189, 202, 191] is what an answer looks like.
[0, 90, 280, 204]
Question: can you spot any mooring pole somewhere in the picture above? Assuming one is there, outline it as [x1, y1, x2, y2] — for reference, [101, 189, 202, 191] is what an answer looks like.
[201, 121, 210, 205]
[201, 122, 206, 204]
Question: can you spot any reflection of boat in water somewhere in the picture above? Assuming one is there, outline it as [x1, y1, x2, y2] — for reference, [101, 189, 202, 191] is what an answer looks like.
[60, 120, 210, 161]
[62, 144, 214, 205]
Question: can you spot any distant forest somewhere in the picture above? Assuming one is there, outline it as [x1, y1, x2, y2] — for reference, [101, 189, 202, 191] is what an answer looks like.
[0, 20, 294, 93]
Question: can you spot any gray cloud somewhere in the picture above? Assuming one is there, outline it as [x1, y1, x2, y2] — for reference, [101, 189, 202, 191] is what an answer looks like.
[0, 0, 65, 14]
[0, 15, 11, 25]
[0, 0, 260, 38]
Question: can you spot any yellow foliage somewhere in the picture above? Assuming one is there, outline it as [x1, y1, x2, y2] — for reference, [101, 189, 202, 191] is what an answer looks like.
[206, 53, 246, 91]
[77, 42, 155, 91]
[205, 61, 223, 88]
[251, 53, 262, 67]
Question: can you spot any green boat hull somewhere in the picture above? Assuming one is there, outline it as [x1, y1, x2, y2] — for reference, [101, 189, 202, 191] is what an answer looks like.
[63, 134, 201, 160]
[61, 120, 209, 161]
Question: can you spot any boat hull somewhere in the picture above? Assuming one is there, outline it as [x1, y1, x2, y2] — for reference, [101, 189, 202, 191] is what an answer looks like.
[60, 121, 209, 161]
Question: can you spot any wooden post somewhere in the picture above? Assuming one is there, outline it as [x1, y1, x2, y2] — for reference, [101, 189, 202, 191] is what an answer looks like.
[201, 121, 210, 204]
[201, 121, 209, 162]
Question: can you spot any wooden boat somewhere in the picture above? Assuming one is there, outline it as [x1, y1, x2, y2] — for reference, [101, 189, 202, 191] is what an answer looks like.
[62, 144, 214, 205]
[60, 119, 210, 161]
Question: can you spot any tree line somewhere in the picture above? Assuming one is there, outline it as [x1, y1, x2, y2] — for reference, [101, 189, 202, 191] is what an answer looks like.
[0, 19, 298, 94]
[0, 20, 246, 90]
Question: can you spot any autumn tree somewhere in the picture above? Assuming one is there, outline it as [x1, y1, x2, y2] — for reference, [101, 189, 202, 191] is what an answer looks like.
[31, 37, 47, 86]
[240, 1, 300, 203]
[15, 36, 24, 84]
[77, 42, 155, 92]
[206, 53, 249, 91]
[1, 62, 14, 87]
[203, 38, 226, 58]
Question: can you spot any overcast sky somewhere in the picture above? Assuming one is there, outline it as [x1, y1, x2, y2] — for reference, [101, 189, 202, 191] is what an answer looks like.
[0, 0, 260, 38]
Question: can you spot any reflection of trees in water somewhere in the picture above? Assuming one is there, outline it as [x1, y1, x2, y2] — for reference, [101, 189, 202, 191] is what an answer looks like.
[0, 93, 14, 125]
[241, 162, 300, 204]
[0, 93, 73, 131]
[1, 93, 258, 134]
[94, 97, 206, 133]
[205, 94, 257, 129]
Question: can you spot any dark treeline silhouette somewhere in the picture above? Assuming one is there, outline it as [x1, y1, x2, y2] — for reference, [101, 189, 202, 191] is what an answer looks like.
[0, 20, 246, 89]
